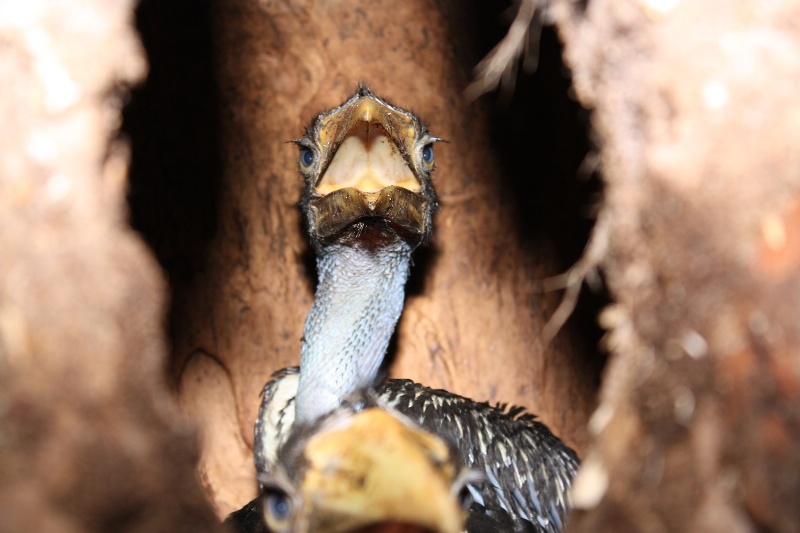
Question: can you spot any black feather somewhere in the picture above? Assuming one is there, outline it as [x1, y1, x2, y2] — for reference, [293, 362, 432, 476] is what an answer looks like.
[235, 368, 579, 533]
[224, 498, 266, 533]
[380, 379, 579, 532]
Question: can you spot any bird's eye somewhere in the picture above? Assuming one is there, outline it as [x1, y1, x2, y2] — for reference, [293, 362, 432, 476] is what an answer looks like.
[262, 488, 292, 531]
[299, 148, 315, 169]
[422, 144, 434, 165]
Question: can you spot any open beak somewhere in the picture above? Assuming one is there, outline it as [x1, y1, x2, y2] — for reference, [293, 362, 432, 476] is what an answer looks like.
[315, 97, 422, 195]
[299, 409, 465, 533]
[306, 92, 434, 245]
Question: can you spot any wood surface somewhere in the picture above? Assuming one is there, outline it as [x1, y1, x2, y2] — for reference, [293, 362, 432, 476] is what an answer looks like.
[549, 1, 800, 531]
[0, 1, 218, 531]
[16, 1, 800, 531]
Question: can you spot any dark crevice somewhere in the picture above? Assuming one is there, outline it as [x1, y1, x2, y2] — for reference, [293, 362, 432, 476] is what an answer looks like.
[440, 0, 608, 383]
[483, 22, 608, 381]
[122, 0, 222, 293]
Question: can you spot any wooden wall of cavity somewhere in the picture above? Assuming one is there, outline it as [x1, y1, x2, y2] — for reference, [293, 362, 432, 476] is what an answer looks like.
[126, 0, 602, 516]
[14, 1, 800, 531]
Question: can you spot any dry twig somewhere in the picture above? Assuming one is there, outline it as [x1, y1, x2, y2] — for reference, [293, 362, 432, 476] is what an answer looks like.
[539, 207, 610, 346]
[464, 0, 542, 102]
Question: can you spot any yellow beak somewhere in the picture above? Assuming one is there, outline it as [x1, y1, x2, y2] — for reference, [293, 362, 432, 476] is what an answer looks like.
[299, 409, 465, 533]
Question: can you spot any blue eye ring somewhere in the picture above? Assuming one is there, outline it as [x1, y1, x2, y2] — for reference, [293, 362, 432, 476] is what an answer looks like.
[300, 148, 315, 168]
[422, 144, 434, 165]
[265, 490, 291, 521]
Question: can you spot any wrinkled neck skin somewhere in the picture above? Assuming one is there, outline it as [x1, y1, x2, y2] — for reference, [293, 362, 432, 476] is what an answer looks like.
[295, 239, 412, 424]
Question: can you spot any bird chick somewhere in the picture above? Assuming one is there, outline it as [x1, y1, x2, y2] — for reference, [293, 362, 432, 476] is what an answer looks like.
[292, 86, 440, 425]
[231, 396, 474, 533]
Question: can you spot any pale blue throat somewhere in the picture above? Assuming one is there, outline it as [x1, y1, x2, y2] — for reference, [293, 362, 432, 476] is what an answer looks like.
[295, 240, 412, 423]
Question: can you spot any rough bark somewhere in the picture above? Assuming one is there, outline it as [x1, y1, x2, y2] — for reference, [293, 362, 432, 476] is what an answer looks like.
[549, 1, 800, 531]
[170, 0, 599, 516]
[0, 1, 218, 531]
[5, 0, 799, 530]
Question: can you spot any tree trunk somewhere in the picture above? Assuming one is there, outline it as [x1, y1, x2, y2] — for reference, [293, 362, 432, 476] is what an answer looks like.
[0, 1, 218, 531]
[549, 1, 800, 531]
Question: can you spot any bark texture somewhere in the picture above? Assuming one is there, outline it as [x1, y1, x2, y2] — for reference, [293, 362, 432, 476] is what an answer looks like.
[6, 0, 798, 531]
[168, 0, 599, 516]
[549, 1, 800, 531]
[0, 1, 218, 532]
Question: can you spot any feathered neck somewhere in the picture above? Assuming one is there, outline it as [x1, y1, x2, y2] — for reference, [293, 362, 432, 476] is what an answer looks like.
[294, 238, 412, 423]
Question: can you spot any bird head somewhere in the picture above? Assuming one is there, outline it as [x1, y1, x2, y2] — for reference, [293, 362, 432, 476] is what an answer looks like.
[296, 86, 440, 252]
[256, 406, 471, 533]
